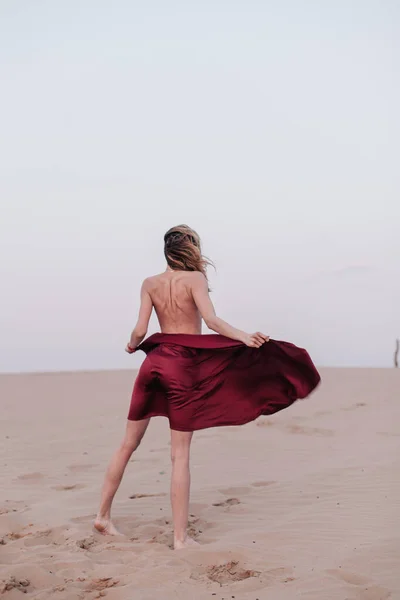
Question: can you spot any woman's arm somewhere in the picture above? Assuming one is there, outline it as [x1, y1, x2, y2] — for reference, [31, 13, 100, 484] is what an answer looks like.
[125, 280, 153, 352]
[191, 273, 269, 348]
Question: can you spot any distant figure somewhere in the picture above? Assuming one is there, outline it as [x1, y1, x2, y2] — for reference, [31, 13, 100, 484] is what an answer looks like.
[395, 339, 399, 368]
[95, 225, 320, 549]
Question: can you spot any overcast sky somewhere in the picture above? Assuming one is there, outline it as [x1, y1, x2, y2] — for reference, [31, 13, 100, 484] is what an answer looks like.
[1, 0, 399, 372]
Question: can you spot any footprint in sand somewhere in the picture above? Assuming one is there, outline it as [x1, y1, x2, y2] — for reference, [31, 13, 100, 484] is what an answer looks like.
[7, 527, 57, 546]
[6, 532, 29, 541]
[149, 529, 174, 548]
[22, 525, 73, 548]
[77, 537, 96, 550]
[187, 517, 206, 539]
[85, 578, 119, 593]
[52, 483, 86, 491]
[327, 569, 391, 600]
[149, 516, 208, 548]
[129, 493, 167, 499]
[1, 577, 31, 594]
[212, 498, 241, 507]
[191, 560, 260, 584]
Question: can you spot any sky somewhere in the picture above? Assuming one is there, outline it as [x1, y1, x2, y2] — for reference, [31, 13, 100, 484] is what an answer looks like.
[0, 0, 399, 372]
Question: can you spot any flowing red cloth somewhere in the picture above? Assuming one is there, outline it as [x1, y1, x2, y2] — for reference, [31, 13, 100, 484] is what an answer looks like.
[128, 334, 320, 432]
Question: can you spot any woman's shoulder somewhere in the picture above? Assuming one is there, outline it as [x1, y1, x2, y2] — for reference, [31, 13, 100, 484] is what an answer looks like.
[143, 271, 206, 287]
[188, 271, 207, 282]
[143, 272, 168, 284]
[141, 274, 162, 291]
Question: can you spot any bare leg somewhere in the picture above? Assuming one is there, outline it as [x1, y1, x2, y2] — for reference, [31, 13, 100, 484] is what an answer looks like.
[170, 429, 198, 549]
[94, 419, 150, 535]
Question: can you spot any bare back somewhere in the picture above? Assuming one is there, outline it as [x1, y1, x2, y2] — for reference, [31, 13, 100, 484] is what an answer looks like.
[127, 226, 268, 356]
[146, 271, 202, 334]
[130, 268, 266, 351]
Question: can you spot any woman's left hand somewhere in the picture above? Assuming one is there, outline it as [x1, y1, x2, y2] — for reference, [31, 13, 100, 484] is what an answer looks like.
[125, 343, 135, 354]
[242, 332, 270, 348]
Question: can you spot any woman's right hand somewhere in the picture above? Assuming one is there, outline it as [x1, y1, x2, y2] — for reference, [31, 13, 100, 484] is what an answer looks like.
[242, 332, 270, 348]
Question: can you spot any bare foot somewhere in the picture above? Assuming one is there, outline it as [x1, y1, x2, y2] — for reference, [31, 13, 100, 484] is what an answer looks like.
[174, 536, 200, 550]
[94, 517, 122, 536]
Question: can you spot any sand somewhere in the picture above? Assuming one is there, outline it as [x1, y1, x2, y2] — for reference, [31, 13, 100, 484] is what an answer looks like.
[1, 367, 399, 600]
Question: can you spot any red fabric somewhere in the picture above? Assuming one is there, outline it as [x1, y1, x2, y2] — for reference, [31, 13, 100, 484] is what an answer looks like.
[128, 333, 321, 432]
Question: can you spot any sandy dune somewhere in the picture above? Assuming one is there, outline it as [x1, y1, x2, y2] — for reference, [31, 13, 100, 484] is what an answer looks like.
[1, 368, 399, 599]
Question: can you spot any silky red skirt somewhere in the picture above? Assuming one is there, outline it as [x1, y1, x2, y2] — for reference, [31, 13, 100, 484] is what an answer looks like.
[128, 334, 321, 432]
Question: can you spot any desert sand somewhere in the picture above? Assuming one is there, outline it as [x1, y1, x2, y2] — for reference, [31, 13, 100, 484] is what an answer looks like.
[1, 367, 399, 600]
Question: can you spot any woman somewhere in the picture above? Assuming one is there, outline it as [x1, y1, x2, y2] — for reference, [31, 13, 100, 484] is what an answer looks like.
[95, 225, 320, 549]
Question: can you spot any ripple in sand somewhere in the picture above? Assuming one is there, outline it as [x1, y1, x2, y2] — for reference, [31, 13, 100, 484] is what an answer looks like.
[0, 500, 28, 515]
[251, 480, 276, 488]
[16, 472, 45, 483]
[286, 424, 334, 436]
[327, 569, 391, 600]
[218, 486, 252, 496]
[67, 463, 97, 473]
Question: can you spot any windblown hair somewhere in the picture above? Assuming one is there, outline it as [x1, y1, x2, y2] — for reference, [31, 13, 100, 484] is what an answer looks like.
[164, 225, 212, 278]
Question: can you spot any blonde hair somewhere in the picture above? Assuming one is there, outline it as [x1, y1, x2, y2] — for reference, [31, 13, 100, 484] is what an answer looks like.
[164, 225, 212, 278]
